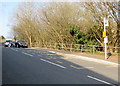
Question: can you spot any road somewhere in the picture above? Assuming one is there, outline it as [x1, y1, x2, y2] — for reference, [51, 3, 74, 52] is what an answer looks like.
[0, 43, 2, 86]
[2, 46, 119, 85]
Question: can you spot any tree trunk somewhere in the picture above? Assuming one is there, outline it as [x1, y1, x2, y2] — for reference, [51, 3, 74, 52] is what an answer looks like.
[29, 36, 32, 47]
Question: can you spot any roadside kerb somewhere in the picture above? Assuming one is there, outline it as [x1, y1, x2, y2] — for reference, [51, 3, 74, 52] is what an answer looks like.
[48, 51, 119, 66]
[29, 48, 119, 66]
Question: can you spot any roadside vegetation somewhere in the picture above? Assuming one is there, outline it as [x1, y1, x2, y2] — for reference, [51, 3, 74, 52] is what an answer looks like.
[0, 35, 5, 42]
[11, 1, 120, 54]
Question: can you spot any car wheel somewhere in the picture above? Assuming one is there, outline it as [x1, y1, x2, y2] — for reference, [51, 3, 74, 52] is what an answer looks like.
[16, 44, 18, 48]
[8, 44, 11, 47]
[16, 44, 20, 48]
[18, 45, 20, 48]
[24, 46, 28, 48]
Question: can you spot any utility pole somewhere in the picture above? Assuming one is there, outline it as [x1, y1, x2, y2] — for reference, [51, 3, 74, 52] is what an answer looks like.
[103, 17, 109, 59]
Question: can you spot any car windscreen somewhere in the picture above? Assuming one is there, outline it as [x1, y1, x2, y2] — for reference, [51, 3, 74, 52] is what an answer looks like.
[6, 40, 12, 42]
[17, 40, 26, 43]
[22, 41, 25, 42]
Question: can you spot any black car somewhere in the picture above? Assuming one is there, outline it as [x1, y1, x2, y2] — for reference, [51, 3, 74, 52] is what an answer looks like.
[15, 40, 28, 48]
[10, 41, 16, 47]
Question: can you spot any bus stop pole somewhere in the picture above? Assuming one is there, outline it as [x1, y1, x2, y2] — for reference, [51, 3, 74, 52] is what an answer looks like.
[104, 18, 108, 59]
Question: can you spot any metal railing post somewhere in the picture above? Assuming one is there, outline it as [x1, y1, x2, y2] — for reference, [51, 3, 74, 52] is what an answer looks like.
[81, 45, 83, 52]
[62, 43, 63, 49]
[55, 43, 57, 49]
[93, 45, 95, 54]
[70, 44, 73, 52]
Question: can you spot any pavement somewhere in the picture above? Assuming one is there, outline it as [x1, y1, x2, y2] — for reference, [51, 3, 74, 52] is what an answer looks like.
[2, 46, 119, 85]
[31, 47, 119, 65]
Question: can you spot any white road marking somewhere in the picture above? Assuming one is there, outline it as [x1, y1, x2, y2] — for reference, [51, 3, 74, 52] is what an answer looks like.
[38, 55, 43, 58]
[11, 48, 17, 51]
[70, 65, 93, 70]
[22, 52, 33, 57]
[87, 75, 115, 86]
[48, 51, 56, 54]
[11, 48, 14, 50]
[40, 58, 66, 69]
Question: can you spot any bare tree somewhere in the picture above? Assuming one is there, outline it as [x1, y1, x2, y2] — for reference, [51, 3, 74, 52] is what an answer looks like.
[83, 2, 119, 47]
[12, 2, 40, 47]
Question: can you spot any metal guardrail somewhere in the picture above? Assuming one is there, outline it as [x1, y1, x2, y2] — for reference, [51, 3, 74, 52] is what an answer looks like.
[33, 42, 120, 54]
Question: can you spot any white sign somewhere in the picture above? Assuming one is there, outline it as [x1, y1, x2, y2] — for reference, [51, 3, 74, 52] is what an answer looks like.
[104, 17, 109, 26]
[104, 36, 108, 43]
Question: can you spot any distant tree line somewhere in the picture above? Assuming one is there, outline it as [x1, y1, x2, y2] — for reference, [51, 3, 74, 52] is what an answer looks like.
[12, 1, 120, 52]
[0, 35, 5, 42]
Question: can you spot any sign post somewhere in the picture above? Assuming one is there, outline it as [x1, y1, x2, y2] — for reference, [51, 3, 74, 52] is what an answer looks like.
[103, 17, 108, 59]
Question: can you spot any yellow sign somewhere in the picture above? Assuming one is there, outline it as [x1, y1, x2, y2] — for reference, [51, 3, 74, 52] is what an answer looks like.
[103, 31, 106, 37]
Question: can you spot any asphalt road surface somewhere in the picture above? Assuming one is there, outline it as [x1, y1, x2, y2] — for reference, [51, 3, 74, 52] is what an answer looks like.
[2, 45, 119, 85]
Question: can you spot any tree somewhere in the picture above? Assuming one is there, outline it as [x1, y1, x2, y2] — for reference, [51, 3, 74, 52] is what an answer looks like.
[0, 35, 5, 42]
[12, 2, 40, 47]
[1, 35, 5, 39]
[83, 2, 119, 47]
[12, 2, 119, 52]
[37, 2, 94, 45]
